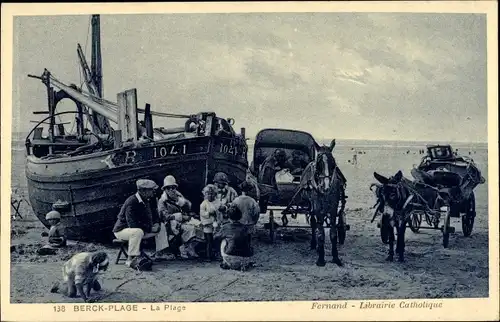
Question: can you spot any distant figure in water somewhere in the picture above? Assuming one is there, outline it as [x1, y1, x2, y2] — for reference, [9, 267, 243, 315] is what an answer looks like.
[352, 150, 358, 167]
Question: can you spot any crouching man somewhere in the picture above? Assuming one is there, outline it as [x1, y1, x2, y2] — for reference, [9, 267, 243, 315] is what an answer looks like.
[51, 251, 109, 302]
[113, 179, 162, 267]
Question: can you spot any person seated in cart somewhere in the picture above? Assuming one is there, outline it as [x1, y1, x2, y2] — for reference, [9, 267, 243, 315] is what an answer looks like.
[214, 204, 254, 271]
[258, 149, 288, 188]
[157, 175, 205, 259]
[286, 150, 310, 176]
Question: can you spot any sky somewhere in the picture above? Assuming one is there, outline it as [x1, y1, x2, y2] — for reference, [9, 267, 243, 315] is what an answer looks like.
[12, 13, 487, 142]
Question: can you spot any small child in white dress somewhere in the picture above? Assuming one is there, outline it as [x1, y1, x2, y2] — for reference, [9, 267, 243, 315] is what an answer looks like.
[200, 184, 219, 261]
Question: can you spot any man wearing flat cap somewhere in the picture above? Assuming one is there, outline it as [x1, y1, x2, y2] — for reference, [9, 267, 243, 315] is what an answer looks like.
[113, 179, 161, 267]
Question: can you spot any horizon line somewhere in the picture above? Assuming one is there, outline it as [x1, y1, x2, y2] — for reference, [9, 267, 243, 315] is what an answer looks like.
[10, 130, 488, 144]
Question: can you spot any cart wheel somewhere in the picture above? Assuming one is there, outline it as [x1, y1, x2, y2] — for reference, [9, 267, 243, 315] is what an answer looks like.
[380, 215, 390, 244]
[462, 192, 475, 237]
[281, 214, 289, 227]
[424, 213, 433, 227]
[442, 207, 451, 248]
[433, 215, 440, 229]
[409, 212, 422, 233]
[269, 210, 275, 243]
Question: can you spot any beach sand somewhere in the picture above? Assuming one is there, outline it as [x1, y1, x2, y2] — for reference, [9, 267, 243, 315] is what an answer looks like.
[9, 143, 489, 303]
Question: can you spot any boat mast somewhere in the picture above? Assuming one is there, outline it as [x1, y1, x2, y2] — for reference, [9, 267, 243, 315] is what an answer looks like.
[91, 14, 103, 98]
[89, 14, 111, 134]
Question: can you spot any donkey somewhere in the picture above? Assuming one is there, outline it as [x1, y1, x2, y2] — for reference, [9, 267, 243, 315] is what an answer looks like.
[300, 139, 347, 267]
[372, 170, 446, 262]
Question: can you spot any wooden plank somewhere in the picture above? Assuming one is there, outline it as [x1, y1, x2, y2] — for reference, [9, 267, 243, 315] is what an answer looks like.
[117, 89, 138, 142]
[113, 130, 122, 149]
[125, 89, 138, 141]
[204, 114, 213, 136]
[144, 103, 153, 138]
[117, 92, 128, 140]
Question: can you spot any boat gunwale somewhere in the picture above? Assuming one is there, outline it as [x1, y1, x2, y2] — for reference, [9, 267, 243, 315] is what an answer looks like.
[25, 155, 211, 182]
[25, 135, 215, 164]
[26, 153, 248, 184]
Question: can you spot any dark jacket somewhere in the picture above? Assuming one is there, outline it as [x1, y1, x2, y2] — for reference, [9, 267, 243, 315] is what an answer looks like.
[215, 221, 253, 257]
[113, 194, 160, 233]
[258, 156, 278, 188]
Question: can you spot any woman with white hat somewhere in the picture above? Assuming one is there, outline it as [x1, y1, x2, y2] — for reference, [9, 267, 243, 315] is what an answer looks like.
[158, 175, 204, 259]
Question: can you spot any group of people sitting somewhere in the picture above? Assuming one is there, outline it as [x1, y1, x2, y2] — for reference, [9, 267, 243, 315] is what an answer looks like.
[41, 171, 260, 302]
[112, 172, 260, 271]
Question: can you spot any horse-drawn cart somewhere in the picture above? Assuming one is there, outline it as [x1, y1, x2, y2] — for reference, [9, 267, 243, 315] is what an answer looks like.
[407, 145, 485, 245]
[250, 129, 349, 244]
[372, 144, 485, 252]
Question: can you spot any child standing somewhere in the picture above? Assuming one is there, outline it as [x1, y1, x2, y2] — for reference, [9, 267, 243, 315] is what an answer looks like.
[200, 184, 219, 261]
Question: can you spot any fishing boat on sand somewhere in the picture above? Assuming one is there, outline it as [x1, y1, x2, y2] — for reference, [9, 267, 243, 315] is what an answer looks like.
[24, 15, 248, 241]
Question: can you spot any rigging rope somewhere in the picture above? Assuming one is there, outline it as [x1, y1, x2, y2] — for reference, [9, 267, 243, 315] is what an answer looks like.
[84, 16, 91, 58]
[47, 71, 192, 121]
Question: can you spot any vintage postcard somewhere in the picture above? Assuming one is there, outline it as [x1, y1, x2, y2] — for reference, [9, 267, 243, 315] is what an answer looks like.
[1, 1, 498, 321]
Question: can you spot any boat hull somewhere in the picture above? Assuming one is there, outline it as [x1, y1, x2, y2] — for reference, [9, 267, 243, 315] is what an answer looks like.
[26, 136, 248, 241]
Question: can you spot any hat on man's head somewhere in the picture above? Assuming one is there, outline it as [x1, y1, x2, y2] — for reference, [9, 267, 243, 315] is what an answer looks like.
[136, 179, 158, 190]
[162, 175, 178, 190]
[214, 172, 229, 184]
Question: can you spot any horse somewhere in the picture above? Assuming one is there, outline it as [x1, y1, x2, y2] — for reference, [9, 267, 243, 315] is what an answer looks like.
[371, 170, 447, 262]
[300, 139, 347, 267]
